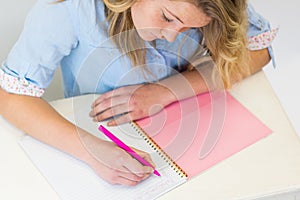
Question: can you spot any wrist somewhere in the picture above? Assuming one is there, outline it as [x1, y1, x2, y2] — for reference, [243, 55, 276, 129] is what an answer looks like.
[158, 75, 196, 102]
[150, 82, 177, 106]
[75, 128, 104, 166]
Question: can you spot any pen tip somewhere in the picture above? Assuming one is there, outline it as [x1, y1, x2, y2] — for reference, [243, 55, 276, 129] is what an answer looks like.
[154, 170, 161, 177]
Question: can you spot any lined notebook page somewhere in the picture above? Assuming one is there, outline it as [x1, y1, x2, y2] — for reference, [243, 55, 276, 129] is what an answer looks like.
[19, 136, 186, 200]
[19, 95, 187, 200]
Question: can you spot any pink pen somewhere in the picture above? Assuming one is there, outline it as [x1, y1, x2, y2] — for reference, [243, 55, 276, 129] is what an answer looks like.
[98, 125, 161, 177]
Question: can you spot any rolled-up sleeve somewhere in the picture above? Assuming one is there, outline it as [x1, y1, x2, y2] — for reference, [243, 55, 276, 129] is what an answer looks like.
[0, 0, 78, 97]
[247, 3, 278, 67]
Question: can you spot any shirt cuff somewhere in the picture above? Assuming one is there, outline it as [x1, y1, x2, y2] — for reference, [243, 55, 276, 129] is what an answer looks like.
[0, 69, 44, 97]
[247, 27, 279, 50]
[247, 27, 279, 67]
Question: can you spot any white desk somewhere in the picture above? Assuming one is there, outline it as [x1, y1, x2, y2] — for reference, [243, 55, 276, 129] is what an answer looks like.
[1, 71, 300, 200]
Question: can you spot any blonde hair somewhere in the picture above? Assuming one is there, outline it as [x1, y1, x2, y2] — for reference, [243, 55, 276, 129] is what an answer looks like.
[103, 0, 146, 67]
[105, 0, 250, 88]
[59, 0, 250, 88]
[196, 0, 250, 88]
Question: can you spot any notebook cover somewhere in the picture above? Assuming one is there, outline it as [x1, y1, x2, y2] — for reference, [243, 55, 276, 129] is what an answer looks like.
[136, 91, 272, 178]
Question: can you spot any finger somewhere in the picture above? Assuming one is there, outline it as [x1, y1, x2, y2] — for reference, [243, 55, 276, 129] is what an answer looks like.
[90, 95, 130, 118]
[92, 87, 133, 108]
[107, 108, 148, 126]
[131, 149, 156, 168]
[121, 153, 154, 178]
[117, 166, 151, 182]
[91, 90, 116, 108]
[118, 171, 152, 184]
[90, 96, 123, 117]
[107, 113, 133, 126]
[111, 175, 140, 186]
[102, 168, 141, 186]
[93, 103, 132, 122]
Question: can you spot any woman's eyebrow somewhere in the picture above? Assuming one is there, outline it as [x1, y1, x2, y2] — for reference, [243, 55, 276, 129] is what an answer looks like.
[165, 7, 184, 24]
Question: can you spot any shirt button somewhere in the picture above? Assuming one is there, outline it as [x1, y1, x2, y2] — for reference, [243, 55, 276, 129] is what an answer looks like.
[155, 54, 162, 60]
[258, 19, 263, 31]
[158, 68, 165, 73]
[109, 49, 116, 56]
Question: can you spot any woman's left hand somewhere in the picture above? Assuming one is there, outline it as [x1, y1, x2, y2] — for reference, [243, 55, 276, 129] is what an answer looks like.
[89, 83, 176, 126]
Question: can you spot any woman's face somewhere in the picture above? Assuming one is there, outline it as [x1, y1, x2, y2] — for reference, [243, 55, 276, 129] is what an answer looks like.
[131, 0, 211, 42]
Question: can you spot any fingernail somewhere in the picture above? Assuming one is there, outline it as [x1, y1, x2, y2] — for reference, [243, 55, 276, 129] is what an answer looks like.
[146, 167, 154, 173]
[107, 122, 113, 126]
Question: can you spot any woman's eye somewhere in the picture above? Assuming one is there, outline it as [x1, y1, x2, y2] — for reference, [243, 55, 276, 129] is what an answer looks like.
[162, 12, 173, 22]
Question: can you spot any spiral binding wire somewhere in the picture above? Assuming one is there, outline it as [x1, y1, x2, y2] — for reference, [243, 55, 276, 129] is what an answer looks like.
[130, 122, 188, 178]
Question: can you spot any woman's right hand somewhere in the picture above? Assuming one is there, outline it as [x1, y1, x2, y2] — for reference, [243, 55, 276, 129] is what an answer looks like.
[82, 134, 155, 186]
[0, 88, 154, 186]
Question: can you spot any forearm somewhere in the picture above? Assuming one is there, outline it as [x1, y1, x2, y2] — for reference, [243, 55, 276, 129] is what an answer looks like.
[158, 67, 208, 102]
[0, 88, 156, 185]
[159, 48, 271, 103]
[89, 48, 271, 126]
[248, 48, 271, 74]
[0, 88, 95, 164]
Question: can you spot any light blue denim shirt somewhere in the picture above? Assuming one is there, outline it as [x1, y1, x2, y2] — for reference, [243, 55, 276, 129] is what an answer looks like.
[0, 0, 276, 98]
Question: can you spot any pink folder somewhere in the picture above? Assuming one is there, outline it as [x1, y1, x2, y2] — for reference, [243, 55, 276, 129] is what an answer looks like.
[136, 91, 272, 179]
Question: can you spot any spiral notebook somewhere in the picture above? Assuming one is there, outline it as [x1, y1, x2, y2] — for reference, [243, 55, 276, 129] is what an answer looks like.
[19, 91, 272, 200]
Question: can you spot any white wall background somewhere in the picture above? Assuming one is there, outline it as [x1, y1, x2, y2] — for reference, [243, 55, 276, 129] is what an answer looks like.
[1, 0, 299, 137]
[250, 0, 300, 138]
[0, 0, 64, 101]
